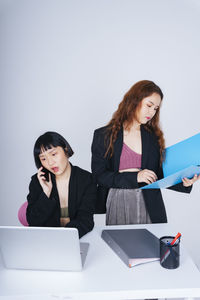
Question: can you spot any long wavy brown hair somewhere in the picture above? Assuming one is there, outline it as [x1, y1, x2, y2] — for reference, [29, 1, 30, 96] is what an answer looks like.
[105, 80, 165, 163]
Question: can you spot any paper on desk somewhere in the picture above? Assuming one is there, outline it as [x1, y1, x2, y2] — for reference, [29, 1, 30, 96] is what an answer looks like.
[141, 165, 200, 189]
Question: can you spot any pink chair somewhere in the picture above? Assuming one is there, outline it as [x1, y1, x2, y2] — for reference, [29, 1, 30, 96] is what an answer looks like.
[18, 201, 29, 226]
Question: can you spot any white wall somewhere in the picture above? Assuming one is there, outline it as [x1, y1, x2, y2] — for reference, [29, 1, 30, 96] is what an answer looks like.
[0, 0, 200, 266]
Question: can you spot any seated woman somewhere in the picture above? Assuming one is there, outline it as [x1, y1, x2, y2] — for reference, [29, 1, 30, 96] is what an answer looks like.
[26, 131, 96, 238]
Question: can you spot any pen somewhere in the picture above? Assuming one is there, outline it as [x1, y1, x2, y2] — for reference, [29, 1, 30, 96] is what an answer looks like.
[170, 232, 181, 246]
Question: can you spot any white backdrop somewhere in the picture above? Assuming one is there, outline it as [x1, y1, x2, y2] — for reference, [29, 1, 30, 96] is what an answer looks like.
[0, 0, 200, 266]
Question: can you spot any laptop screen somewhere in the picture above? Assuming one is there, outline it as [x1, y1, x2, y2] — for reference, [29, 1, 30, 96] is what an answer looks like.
[0, 226, 89, 271]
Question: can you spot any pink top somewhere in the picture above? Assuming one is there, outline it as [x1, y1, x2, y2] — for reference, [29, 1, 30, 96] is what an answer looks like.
[119, 143, 142, 171]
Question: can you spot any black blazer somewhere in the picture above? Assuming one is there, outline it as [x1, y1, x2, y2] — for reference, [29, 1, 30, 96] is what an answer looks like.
[26, 165, 96, 238]
[91, 125, 192, 222]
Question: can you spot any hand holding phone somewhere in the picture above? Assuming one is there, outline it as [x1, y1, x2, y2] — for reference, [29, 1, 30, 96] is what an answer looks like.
[37, 167, 52, 198]
[42, 167, 50, 182]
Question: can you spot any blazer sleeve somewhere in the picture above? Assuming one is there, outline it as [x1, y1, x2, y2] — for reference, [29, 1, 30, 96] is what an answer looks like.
[26, 175, 57, 226]
[65, 174, 96, 238]
[91, 129, 139, 189]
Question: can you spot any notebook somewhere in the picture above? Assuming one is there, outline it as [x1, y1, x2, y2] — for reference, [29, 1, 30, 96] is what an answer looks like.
[101, 228, 159, 268]
[0, 226, 89, 271]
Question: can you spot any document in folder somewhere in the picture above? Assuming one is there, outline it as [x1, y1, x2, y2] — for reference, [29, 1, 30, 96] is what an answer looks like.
[141, 132, 200, 189]
[101, 229, 159, 268]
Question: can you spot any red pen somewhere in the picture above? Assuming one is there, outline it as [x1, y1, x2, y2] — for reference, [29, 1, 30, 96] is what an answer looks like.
[170, 232, 181, 246]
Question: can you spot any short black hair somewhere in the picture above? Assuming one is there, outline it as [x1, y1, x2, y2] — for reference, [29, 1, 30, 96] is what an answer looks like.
[34, 131, 74, 169]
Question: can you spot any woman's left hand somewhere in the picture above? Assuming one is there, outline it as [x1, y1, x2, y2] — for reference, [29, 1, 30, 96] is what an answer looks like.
[182, 174, 200, 187]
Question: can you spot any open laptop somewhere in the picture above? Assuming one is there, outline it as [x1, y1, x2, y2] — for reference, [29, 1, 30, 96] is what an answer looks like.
[0, 226, 89, 271]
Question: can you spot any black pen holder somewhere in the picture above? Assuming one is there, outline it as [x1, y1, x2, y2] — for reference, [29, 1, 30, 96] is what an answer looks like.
[160, 236, 180, 269]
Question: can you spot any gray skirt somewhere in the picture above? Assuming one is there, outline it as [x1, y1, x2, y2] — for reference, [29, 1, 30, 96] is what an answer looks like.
[106, 188, 151, 225]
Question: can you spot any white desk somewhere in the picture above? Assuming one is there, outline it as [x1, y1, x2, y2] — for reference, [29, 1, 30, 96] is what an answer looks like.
[0, 219, 200, 300]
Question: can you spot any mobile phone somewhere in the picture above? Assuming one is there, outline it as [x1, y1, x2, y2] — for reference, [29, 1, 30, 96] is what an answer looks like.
[41, 167, 49, 182]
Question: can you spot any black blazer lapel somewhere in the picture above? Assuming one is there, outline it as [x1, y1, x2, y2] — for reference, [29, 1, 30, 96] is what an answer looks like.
[113, 128, 123, 171]
[141, 125, 150, 168]
[51, 175, 59, 204]
[68, 165, 77, 217]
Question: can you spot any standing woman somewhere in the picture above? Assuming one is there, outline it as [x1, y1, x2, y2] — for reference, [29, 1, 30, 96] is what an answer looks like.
[27, 131, 96, 237]
[91, 80, 198, 225]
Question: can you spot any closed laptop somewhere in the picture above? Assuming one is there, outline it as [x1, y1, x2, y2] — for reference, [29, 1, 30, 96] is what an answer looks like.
[0, 226, 89, 271]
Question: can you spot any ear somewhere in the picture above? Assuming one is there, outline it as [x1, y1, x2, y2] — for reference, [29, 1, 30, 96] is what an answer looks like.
[64, 147, 69, 157]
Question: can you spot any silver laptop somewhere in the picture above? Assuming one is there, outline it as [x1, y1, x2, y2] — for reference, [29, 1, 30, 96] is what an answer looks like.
[0, 226, 89, 271]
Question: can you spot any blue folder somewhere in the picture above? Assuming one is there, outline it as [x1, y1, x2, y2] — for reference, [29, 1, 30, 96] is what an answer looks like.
[141, 165, 200, 190]
[141, 132, 200, 189]
[163, 132, 200, 177]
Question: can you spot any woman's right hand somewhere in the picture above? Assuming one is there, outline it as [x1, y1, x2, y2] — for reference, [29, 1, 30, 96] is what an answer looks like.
[137, 169, 158, 184]
[37, 167, 53, 198]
